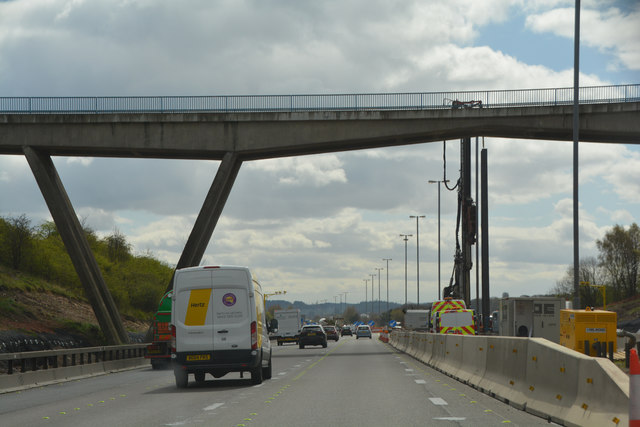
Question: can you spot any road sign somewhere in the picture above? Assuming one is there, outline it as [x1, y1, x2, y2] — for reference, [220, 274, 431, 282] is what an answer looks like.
[389, 320, 397, 327]
[368, 320, 375, 327]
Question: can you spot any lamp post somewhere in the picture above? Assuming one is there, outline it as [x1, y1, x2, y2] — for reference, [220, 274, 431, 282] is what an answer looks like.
[363, 279, 369, 316]
[375, 267, 383, 315]
[399, 234, 413, 306]
[370, 273, 376, 315]
[343, 291, 349, 314]
[410, 215, 425, 306]
[429, 179, 449, 300]
[383, 258, 392, 318]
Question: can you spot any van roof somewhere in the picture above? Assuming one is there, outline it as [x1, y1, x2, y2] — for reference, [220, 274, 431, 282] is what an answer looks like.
[177, 265, 250, 271]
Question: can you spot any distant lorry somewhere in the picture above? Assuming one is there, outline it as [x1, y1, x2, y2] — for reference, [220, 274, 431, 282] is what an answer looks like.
[274, 309, 302, 346]
[170, 265, 273, 387]
[499, 296, 562, 343]
[145, 290, 173, 369]
[430, 298, 477, 335]
[404, 310, 430, 331]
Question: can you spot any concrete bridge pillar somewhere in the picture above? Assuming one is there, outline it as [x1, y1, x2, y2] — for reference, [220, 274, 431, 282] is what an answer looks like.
[23, 147, 128, 345]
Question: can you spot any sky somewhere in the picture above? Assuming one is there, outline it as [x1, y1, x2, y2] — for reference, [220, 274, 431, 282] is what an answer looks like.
[0, 0, 639, 308]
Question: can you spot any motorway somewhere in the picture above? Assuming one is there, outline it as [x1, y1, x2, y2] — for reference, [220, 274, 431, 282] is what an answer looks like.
[0, 336, 555, 426]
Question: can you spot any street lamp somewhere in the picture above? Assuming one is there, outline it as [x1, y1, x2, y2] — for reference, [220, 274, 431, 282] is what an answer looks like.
[383, 258, 392, 318]
[399, 234, 413, 306]
[375, 267, 383, 315]
[429, 179, 449, 300]
[370, 273, 376, 315]
[343, 291, 349, 314]
[410, 215, 425, 306]
[363, 278, 369, 315]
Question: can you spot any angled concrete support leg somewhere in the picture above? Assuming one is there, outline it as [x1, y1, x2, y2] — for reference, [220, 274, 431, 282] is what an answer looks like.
[168, 152, 243, 289]
[23, 147, 128, 345]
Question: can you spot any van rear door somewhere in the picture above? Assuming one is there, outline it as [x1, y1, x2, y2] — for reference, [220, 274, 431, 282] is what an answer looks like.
[173, 268, 214, 353]
[210, 268, 252, 351]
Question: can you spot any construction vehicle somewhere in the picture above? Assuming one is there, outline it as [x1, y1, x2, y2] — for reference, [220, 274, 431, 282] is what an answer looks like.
[145, 290, 173, 369]
[274, 308, 302, 346]
[430, 298, 477, 335]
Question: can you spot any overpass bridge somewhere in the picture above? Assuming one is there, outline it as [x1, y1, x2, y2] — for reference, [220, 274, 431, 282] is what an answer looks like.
[1, 84, 639, 344]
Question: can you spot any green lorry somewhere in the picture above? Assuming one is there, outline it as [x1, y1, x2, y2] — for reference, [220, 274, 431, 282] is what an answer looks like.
[145, 290, 173, 369]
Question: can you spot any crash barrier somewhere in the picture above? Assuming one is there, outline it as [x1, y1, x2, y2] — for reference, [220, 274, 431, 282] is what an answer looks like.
[631, 349, 640, 427]
[389, 331, 629, 427]
[0, 343, 149, 393]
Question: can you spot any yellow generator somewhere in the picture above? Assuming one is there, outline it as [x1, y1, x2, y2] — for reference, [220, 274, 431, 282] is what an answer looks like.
[560, 308, 617, 359]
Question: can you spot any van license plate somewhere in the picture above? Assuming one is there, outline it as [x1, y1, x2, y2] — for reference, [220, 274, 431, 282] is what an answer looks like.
[186, 354, 210, 361]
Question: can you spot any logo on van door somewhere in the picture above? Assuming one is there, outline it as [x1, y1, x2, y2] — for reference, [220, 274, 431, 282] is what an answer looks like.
[222, 293, 237, 307]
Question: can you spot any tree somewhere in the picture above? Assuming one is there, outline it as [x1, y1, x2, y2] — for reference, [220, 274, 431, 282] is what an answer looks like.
[596, 223, 640, 300]
[5, 214, 33, 270]
[106, 228, 132, 263]
[551, 257, 605, 307]
[343, 305, 360, 323]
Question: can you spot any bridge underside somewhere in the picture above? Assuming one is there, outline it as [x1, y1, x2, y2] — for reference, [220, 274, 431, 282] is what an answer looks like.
[1, 101, 638, 344]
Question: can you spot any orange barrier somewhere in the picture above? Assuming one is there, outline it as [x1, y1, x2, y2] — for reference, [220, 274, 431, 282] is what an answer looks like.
[631, 348, 640, 427]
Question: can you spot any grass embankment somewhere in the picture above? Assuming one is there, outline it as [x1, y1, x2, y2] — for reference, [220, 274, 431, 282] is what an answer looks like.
[0, 265, 149, 345]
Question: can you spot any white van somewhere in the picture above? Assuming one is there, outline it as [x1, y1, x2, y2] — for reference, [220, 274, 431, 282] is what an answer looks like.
[170, 265, 272, 387]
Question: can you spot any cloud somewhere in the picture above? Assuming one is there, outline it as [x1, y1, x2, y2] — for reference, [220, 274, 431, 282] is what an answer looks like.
[525, 3, 640, 71]
[246, 155, 347, 187]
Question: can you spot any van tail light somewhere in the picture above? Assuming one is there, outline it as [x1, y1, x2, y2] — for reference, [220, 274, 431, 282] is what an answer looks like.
[251, 321, 258, 350]
[170, 324, 176, 353]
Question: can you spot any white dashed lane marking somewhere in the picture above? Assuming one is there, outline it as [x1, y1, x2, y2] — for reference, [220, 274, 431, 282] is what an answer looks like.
[429, 397, 448, 406]
[204, 402, 224, 411]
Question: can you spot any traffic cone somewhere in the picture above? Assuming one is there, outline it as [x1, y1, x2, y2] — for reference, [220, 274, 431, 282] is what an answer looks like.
[631, 348, 640, 427]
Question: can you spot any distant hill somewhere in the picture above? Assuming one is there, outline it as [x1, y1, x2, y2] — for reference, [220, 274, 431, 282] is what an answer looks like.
[266, 299, 404, 320]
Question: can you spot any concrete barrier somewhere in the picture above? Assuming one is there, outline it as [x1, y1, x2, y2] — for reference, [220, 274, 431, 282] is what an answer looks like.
[523, 338, 579, 423]
[457, 335, 487, 386]
[477, 336, 529, 409]
[568, 354, 628, 426]
[389, 332, 630, 426]
[440, 334, 464, 377]
[0, 357, 149, 393]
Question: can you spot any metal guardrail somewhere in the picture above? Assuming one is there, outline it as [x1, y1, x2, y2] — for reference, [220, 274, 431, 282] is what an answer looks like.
[0, 344, 147, 375]
[0, 84, 638, 114]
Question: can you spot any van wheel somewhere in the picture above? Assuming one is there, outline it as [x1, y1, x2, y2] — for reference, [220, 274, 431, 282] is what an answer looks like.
[262, 354, 272, 380]
[251, 366, 263, 385]
[175, 369, 188, 388]
[195, 372, 205, 383]
[299, 344, 304, 349]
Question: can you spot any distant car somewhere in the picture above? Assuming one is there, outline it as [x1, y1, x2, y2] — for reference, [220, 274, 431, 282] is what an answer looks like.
[324, 325, 339, 341]
[356, 325, 372, 339]
[341, 325, 353, 336]
[299, 325, 327, 349]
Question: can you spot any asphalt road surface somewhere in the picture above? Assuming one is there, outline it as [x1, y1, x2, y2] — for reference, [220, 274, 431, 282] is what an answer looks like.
[0, 336, 556, 426]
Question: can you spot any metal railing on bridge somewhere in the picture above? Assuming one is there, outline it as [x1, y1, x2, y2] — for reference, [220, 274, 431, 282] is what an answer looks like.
[0, 84, 638, 114]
